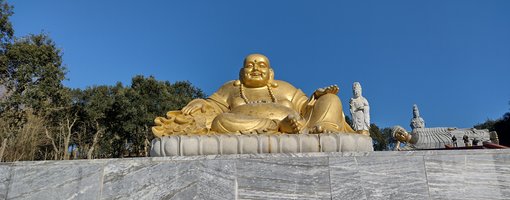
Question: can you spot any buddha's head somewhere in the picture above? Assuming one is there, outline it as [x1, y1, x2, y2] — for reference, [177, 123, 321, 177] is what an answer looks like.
[392, 126, 412, 143]
[353, 82, 362, 98]
[240, 54, 274, 88]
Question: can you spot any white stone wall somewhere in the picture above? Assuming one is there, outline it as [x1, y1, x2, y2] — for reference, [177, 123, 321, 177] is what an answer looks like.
[1, 149, 510, 199]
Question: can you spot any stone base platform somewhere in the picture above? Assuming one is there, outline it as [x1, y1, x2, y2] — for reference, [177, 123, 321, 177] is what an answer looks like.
[1, 150, 510, 199]
[150, 133, 374, 156]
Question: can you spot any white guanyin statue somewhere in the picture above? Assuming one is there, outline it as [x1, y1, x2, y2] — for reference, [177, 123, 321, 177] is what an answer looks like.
[349, 82, 370, 135]
[410, 104, 425, 129]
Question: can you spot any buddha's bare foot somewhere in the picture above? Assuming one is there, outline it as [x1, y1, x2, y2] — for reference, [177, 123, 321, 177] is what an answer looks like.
[240, 120, 279, 134]
[309, 122, 339, 134]
[279, 114, 304, 134]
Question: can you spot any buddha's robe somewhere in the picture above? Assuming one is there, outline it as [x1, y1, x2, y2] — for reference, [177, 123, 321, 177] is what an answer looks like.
[204, 80, 354, 133]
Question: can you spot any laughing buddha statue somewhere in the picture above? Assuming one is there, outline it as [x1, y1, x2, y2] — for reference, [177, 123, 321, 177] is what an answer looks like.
[152, 54, 357, 137]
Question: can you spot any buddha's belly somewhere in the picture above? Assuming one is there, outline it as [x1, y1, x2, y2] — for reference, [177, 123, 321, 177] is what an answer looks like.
[230, 103, 299, 121]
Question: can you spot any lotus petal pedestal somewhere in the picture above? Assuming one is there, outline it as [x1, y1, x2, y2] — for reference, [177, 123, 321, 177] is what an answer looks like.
[150, 133, 373, 157]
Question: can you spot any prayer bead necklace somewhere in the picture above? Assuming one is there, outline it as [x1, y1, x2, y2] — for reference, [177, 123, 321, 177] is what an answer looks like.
[239, 83, 277, 104]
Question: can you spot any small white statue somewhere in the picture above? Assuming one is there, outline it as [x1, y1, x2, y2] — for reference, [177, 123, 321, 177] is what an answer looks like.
[410, 104, 425, 129]
[350, 82, 370, 135]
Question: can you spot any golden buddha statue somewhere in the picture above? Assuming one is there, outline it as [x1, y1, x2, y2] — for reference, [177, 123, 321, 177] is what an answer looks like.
[152, 54, 356, 137]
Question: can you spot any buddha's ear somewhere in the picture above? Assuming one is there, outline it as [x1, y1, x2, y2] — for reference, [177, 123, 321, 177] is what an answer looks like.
[238, 68, 244, 83]
[268, 68, 278, 87]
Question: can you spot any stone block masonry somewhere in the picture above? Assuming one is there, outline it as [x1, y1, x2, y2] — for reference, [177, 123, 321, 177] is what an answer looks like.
[1, 149, 509, 199]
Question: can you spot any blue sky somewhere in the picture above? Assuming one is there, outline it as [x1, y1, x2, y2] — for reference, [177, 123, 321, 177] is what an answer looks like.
[9, 0, 510, 129]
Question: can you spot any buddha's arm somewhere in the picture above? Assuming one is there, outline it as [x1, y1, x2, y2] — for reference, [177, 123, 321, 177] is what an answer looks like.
[206, 93, 229, 113]
[182, 81, 233, 115]
[277, 81, 308, 116]
[181, 98, 226, 115]
[204, 80, 236, 113]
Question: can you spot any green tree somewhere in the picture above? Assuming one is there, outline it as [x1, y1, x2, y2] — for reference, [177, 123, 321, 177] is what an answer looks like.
[71, 86, 114, 159]
[381, 127, 396, 150]
[122, 76, 205, 157]
[0, 33, 69, 161]
[0, 0, 14, 161]
[369, 123, 387, 151]
[495, 112, 510, 146]
[473, 101, 510, 147]
[474, 119, 497, 132]
[0, 34, 67, 117]
[73, 77, 206, 159]
[0, 0, 210, 161]
[0, 0, 13, 45]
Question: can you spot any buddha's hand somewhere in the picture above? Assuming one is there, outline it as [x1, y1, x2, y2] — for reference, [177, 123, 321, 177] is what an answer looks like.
[181, 99, 211, 115]
[313, 85, 339, 99]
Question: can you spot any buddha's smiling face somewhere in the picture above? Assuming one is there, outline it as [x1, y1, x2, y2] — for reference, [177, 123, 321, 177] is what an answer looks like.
[240, 54, 272, 88]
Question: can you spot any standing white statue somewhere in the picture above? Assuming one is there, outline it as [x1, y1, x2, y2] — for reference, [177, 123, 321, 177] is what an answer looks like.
[410, 104, 425, 129]
[350, 82, 370, 135]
